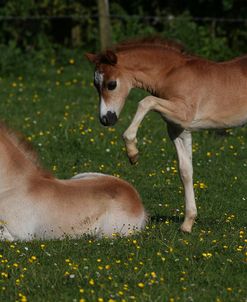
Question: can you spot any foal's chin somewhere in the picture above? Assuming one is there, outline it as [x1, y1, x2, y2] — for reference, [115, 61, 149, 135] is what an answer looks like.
[100, 119, 118, 127]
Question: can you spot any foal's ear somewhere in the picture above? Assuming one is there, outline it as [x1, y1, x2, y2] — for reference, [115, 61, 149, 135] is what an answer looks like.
[103, 50, 118, 65]
[85, 50, 118, 66]
[85, 53, 98, 64]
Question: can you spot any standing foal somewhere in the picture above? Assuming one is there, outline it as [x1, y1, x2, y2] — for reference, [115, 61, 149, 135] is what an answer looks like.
[86, 37, 247, 233]
[0, 123, 146, 241]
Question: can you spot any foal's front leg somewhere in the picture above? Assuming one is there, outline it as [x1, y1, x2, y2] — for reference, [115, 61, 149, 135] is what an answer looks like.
[123, 97, 155, 164]
[123, 95, 192, 164]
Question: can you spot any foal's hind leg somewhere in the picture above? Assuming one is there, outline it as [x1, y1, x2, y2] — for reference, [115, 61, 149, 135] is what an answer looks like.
[167, 125, 197, 233]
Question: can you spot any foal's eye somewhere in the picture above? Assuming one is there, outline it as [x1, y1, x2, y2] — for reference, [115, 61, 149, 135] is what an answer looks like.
[107, 81, 117, 90]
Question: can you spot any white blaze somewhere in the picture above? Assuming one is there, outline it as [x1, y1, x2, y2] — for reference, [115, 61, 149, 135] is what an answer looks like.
[94, 71, 107, 117]
[100, 97, 108, 117]
[94, 70, 103, 88]
[94, 71, 121, 118]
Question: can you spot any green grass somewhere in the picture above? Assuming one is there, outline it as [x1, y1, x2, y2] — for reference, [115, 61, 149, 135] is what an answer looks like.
[0, 53, 246, 302]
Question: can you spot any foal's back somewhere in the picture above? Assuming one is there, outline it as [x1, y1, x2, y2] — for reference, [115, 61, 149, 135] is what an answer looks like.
[161, 53, 247, 129]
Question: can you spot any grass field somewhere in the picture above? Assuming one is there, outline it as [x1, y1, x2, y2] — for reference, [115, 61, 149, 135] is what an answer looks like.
[0, 53, 246, 302]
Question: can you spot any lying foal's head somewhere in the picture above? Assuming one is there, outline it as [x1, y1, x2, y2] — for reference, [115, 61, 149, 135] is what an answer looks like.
[86, 50, 131, 126]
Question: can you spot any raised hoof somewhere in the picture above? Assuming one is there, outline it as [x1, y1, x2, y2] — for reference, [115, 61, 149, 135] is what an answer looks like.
[128, 153, 139, 165]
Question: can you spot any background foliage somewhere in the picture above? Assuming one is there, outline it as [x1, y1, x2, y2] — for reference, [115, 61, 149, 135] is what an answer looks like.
[1, 0, 247, 74]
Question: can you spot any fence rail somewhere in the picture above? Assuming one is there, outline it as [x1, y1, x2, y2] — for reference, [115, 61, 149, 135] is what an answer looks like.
[0, 14, 246, 23]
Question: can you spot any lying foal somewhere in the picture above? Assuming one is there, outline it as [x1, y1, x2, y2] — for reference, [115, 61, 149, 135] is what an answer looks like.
[0, 123, 146, 241]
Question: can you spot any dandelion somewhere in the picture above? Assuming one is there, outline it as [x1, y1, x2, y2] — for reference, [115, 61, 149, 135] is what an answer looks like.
[138, 282, 145, 288]
[28, 256, 37, 263]
[202, 252, 212, 259]
[89, 278, 95, 285]
[1, 272, 8, 278]
[18, 293, 27, 302]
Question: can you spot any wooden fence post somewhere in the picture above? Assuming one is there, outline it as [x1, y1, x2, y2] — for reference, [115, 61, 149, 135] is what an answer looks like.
[98, 0, 112, 51]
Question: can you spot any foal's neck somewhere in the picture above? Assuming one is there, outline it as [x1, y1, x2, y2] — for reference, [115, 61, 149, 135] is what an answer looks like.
[0, 133, 35, 187]
[120, 48, 186, 95]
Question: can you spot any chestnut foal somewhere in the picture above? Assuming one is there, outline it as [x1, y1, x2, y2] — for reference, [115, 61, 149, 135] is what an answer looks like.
[86, 37, 247, 233]
[0, 123, 146, 241]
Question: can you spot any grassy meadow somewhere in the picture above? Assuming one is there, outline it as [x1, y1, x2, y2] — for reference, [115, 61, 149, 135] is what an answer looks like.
[0, 53, 246, 302]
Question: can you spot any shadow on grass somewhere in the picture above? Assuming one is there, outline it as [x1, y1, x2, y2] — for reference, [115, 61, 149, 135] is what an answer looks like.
[150, 214, 182, 223]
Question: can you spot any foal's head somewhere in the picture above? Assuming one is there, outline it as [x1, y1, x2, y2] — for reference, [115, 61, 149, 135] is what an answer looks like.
[86, 50, 131, 126]
[86, 37, 186, 126]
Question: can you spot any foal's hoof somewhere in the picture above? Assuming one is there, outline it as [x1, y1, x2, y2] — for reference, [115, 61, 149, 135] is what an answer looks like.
[180, 223, 192, 233]
[129, 153, 139, 165]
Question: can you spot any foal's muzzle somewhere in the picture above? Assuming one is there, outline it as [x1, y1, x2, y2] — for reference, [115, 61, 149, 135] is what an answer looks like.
[100, 111, 118, 126]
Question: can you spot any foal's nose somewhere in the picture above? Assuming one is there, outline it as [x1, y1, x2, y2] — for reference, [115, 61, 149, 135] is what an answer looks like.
[100, 111, 118, 126]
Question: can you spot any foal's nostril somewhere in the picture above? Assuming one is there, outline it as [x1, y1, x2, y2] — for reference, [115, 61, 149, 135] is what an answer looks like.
[100, 115, 108, 126]
[106, 111, 117, 126]
[100, 111, 118, 126]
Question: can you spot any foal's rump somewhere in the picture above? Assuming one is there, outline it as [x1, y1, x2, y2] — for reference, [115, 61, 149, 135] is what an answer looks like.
[68, 174, 147, 237]
[17, 174, 147, 240]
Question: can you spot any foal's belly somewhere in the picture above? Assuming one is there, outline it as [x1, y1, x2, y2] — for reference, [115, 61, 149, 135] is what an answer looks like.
[188, 111, 247, 131]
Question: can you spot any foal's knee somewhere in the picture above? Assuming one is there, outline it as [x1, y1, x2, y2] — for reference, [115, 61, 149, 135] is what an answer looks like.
[138, 97, 154, 110]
